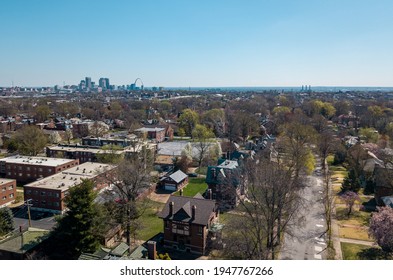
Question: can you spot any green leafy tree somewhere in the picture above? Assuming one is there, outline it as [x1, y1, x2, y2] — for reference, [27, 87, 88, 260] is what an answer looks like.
[178, 109, 199, 136]
[34, 105, 51, 123]
[50, 179, 101, 259]
[0, 207, 15, 236]
[96, 144, 124, 164]
[11, 125, 48, 156]
[359, 127, 379, 143]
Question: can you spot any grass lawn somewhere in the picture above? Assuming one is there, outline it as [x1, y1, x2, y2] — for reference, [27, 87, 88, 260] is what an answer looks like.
[341, 242, 372, 260]
[339, 226, 373, 241]
[174, 177, 208, 197]
[329, 165, 347, 172]
[135, 200, 165, 241]
[336, 206, 371, 227]
[195, 166, 208, 175]
[332, 183, 342, 193]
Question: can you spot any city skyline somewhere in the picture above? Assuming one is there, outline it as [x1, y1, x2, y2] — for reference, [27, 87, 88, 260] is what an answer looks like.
[1, 0, 393, 87]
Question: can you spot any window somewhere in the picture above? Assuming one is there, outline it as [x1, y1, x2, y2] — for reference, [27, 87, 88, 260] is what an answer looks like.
[41, 191, 46, 196]
[26, 190, 32, 195]
[8, 185, 13, 190]
[54, 202, 59, 207]
[41, 200, 46, 205]
[48, 168, 52, 173]
[26, 167, 30, 171]
[47, 192, 52, 197]
[198, 226, 203, 235]
[2, 196, 6, 200]
[164, 220, 169, 228]
[55, 193, 60, 198]
[7, 172, 11, 176]
[27, 173, 31, 177]
[34, 190, 38, 195]
[9, 193, 14, 198]
[38, 168, 43, 172]
[18, 166, 22, 171]
[2, 187, 5, 192]
[18, 173, 22, 177]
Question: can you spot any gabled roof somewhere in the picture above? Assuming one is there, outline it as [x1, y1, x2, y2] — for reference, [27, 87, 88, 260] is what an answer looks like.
[158, 196, 216, 225]
[169, 170, 188, 183]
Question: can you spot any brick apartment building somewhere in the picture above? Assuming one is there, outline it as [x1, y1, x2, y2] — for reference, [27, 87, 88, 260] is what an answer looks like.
[158, 196, 218, 255]
[46, 145, 124, 163]
[135, 127, 166, 142]
[81, 136, 135, 147]
[0, 179, 17, 208]
[0, 155, 79, 183]
[24, 162, 115, 213]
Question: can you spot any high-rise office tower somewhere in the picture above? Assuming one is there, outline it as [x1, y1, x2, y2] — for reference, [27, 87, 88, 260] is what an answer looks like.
[85, 77, 92, 89]
[99, 78, 106, 89]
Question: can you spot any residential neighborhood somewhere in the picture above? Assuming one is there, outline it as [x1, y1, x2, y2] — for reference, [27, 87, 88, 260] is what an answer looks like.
[0, 88, 393, 261]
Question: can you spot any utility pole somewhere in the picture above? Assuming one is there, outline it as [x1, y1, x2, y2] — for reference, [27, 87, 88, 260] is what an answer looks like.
[25, 199, 33, 228]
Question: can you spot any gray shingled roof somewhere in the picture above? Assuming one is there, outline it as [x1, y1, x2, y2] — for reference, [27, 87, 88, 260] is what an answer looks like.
[169, 170, 188, 183]
[158, 196, 216, 225]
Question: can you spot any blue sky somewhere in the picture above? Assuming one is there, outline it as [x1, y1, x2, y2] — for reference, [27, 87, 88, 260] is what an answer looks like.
[1, 0, 393, 87]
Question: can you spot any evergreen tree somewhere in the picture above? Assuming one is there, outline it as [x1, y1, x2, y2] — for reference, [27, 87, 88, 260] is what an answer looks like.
[0, 207, 15, 236]
[50, 179, 101, 259]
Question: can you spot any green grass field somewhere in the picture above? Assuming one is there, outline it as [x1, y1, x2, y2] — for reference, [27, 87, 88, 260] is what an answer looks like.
[174, 177, 208, 197]
[135, 200, 165, 241]
[341, 242, 372, 260]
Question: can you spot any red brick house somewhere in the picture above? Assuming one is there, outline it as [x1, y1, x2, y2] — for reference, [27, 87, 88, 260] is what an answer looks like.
[24, 162, 115, 213]
[158, 196, 218, 255]
[0, 155, 79, 184]
[0, 179, 16, 208]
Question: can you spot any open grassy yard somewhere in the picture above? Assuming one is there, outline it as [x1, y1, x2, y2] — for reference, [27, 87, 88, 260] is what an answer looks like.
[335, 206, 371, 227]
[174, 177, 208, 197]
[135, 200, 165, 241]
[341, 242, 372, 260]
[339, 226, 373, 241]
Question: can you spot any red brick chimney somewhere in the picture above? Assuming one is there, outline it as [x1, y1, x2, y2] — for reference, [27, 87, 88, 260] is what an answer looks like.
[192, 205, 196, 219]
[207, 189, 212, 200]
[147, 241, 157, 260]
[169, 201, 174, 216]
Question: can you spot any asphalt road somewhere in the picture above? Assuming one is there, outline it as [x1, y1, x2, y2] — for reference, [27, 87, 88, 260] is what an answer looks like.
[11, 206, 57, 231]
[280, 158, 327, 260]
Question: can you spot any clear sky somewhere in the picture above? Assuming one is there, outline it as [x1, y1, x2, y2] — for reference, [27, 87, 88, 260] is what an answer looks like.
[1, 0, 393, 87]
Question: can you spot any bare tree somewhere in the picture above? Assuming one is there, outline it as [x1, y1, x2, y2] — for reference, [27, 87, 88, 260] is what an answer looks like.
[102, 154, 153, 251]
[223, 156, 304, 259]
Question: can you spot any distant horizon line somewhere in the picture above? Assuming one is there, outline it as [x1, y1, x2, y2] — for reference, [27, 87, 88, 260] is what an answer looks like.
[2, 85, 393, 89]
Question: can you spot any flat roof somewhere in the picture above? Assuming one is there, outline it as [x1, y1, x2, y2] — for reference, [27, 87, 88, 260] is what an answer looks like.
[48, 145, 125, 154]
[24, 162, 115, 191]
[0, 155, 77, 167]
[0, 178, 16, 185]
[135, 127, 165, 132]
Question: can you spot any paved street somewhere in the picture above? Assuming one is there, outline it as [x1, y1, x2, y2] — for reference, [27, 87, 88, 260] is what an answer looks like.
[280, 158, 327, 260]
[11, 206, 56, 231]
